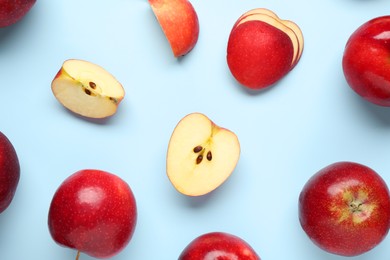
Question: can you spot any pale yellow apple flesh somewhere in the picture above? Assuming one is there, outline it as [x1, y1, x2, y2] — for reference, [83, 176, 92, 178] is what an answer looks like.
[51, 59, 125, 119]
[167, 113, 240, 196]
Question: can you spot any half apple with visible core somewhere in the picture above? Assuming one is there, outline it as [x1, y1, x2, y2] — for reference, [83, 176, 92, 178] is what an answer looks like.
[227, 8, 304, 90]
[51, 59, 125, 119]
[167, 113, 240, 196]
[149, 0, 199, 57]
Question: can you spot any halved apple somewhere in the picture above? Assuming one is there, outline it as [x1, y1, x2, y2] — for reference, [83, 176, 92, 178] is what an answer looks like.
[166, 113, 240, 196]
[51, 59, 125, 119]
[149, 0, 199, 57]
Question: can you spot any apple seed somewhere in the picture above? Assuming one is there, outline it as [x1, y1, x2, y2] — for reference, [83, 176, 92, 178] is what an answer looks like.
[89, 81, 97, 89]
[193, 145, 203, 153]
[207, 151, 212, 161]
[84, 88, 92, 95]
[196, 154, 203, 164]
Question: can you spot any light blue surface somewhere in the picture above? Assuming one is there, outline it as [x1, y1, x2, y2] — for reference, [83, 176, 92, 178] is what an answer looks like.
[1, 0, 390, 259]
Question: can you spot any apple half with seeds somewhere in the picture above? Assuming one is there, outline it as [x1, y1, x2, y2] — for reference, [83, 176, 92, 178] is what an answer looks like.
[167, 113, 240, 196]
[51, 59, 125, 119]
[227, 8, 304, 90]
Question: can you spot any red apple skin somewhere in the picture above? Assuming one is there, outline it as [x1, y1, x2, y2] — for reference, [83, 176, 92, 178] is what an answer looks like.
[48, 169, 137, 259]
[342, 16, 390, 106]
[227, 20, 294, 90]
[0, 131, 20, 213]
[0, 0, 36, 28]
[149, 0, 199, 57]
[178, 232, 261, 260]
[299, 161, 390, 256]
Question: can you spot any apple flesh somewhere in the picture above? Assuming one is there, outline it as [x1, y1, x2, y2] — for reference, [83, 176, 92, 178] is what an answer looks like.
[48, 169, 137, 259]
[179, 232, 260, 260]
[299, 161, 390, 256]
[51, 59, 125, 119]
[0, 0, 36, 28]
[342, 16, 390, 106]
[0, 131, 20, 214]
[227, 8, 304, 90]
[149, 0, 199, 57]
[166, 113, 240, 196]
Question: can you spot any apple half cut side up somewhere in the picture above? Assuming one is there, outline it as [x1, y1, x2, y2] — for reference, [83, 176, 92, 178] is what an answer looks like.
[51, 59, 125, 119]
[167, 113, 240, 196]
[148, 0, 199, 57]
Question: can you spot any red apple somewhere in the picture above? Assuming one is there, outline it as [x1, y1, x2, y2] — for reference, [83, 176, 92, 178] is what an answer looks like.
[149, 0, 199, 57]
[299, 161, 390, 256]
[0, 131, 20, 213]
[342, 16, 390, 106]
[0, 0, 36, 28]
[227, 8, 303, 90]
[178, 232, 261, 260]
[48, 169, 137, 259]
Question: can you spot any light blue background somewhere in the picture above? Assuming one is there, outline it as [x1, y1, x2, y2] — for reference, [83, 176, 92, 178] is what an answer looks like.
[1, 0, 390, 259]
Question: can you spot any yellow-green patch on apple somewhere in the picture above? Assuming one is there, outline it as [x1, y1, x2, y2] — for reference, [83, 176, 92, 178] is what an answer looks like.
[167, 113, 240, 196]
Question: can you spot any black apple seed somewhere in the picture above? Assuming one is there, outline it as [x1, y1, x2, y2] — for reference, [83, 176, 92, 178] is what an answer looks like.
[196, 154, 203, 164]
[193, 145, 203, 153]
[207, 151, 212, 161]
[89, 81, 97, 89]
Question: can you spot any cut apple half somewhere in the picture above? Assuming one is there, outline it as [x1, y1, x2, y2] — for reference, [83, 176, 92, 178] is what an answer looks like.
[51, 59, 125, 119]
[166, 113, 240, 196]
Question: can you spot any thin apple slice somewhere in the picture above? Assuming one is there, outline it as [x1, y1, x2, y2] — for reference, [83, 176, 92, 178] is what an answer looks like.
[149, 0, 199, 57]
[51, 59, 125, 119]
[166, 113, 240, 196]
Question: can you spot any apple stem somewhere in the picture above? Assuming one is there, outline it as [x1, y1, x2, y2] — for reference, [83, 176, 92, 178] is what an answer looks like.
[75, 251, 81, 260]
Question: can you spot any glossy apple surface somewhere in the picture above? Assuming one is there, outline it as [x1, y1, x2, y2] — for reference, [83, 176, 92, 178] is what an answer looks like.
[48, 169, 137, 259]
[227, 8, 303, 90]
[0, 0, 36, 28]
[179, 232, 260, 260]
[342, 16, 390, 106]
[299, 161, 390, 256]
[0, 131, 20, 213]
[149, 0, 199, 57]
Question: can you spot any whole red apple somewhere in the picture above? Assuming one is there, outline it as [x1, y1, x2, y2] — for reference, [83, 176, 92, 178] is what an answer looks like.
[299, 161, 390, 256]
[48, 169, 137, 259]
[178, 232, 261, 260]
[0, 131, 20, 213]
[0, 0, 36, 28]
[342, 16, 390, 106]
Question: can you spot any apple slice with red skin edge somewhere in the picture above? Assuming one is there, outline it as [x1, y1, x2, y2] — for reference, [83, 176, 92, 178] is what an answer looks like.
[149, 0, 199, 57]
[299, 161, 390, 256]
[0, 131, 20, 214]
[48, 169, 137, 259]
[51, 59, 125, 119]
[179, 232, 261, 260]
[166, 113, 240, 196]
[227, 18, 294, 89]
[0, 0, 36, 28]
[233, 8, 280, 29]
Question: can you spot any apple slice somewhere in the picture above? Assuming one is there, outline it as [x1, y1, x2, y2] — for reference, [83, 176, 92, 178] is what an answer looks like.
[166, 113, 240, 196]
[149, 0, 199, 57]
[51, 59, 125, 119]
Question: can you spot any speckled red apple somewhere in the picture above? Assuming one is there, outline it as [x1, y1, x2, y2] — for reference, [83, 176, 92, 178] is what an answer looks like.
[227, 8, 303, 90]
[179, 232, 261, 260]
[299, 161, 390, 256]
[48, 169, 137, 259]
[0, 0, 36, 28]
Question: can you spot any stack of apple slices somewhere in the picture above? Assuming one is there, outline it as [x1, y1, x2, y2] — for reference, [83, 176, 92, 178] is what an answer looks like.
[51, 59, 125, 119]
[166, 113, 240, 196]
[227, 8, 304, 90]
